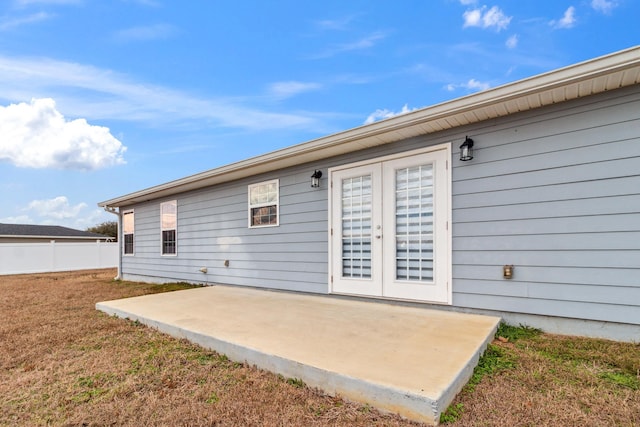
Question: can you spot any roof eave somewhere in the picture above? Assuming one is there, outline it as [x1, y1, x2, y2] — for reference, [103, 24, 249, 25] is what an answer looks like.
[99, 45, 640, 209]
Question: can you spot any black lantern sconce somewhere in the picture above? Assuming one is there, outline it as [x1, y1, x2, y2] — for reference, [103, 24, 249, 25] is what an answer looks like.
[503, 265, 514, 279]
[460, 136, 474, 161]
[311, 170, 323, 188]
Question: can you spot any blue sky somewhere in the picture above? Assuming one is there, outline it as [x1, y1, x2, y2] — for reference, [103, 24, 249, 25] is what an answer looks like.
[0, 0, 637, 230]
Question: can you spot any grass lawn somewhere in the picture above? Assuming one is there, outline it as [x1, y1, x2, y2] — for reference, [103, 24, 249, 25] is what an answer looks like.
[0, 269, 638, 426]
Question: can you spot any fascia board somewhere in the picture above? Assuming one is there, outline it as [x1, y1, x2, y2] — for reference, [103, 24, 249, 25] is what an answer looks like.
[99, 45, 640, 208]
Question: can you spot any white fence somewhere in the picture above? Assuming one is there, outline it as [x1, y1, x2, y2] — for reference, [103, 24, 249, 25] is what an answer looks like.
[0, 241, 118, 275]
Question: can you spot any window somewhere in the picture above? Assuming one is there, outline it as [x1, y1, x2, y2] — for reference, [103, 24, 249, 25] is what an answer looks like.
[248, 179, 279, 227]
[123, 210, 134, 255]
[161, 200, 177, 255]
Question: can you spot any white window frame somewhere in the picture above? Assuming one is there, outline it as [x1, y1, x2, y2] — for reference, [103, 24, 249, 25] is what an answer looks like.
[122, 209, 134, 256]
[160, 200, 178, 256]
[248, 179, 280, 228]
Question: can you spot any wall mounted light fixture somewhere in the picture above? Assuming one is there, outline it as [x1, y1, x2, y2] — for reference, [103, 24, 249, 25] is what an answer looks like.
[460, 136, 474, 161]
[503, 265, 514, 279]
[311, 170, 323, 188]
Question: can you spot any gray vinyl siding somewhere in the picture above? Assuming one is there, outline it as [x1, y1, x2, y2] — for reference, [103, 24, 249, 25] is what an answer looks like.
[450, 84, 640, 325]
[121, 84, 640, 326]
[122, 169, 329, 293]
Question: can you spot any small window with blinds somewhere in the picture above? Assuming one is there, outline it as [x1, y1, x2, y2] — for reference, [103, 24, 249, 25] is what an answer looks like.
[123, 210, 134, 255]
[161, 200, 177, 255]
[248, 179, 279, 228]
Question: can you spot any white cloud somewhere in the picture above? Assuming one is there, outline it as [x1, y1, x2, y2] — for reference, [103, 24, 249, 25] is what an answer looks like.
[25, 196, 87, 220]
[506, 34, 519, 49]
[113, 24, 177, 42]
[126, 0, 161, 6]
[70, 207, 111, 230]
[483, 6, 511, 29]
[463, 6, 511, 31]
[15, 0, 81, 5]
[341, 32, 386, 50]
[0, 55, 325, 132]
[364, 104, 417, 125]
[0, 98, 126, 170]
[591, 0, 617, 14]
[310, 31, 387, 59]
[0, 215, 32, 224]
[459, 0, 477, 4]
[463, 8, 482, 27]
[1, 196, 112, 229]
[268, 81, 322, 100]
[466, 79, 490, 91]
[0, 12, 52, 31]
[446, 78, 491, 92]
[315, 15, 356, 31]
[551, 6, 576, 29]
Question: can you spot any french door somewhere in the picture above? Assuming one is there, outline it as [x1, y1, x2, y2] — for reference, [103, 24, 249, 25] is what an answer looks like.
[329, 146, 451, 303]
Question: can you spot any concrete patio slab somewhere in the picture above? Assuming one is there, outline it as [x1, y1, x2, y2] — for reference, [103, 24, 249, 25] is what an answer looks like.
[97, 285, 500, 425]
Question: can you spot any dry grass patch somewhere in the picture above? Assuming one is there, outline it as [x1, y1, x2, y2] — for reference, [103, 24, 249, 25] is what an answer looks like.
[0, 269, 420, 426]
[442, 323, 640, 427]
[1, 270, 639, 426]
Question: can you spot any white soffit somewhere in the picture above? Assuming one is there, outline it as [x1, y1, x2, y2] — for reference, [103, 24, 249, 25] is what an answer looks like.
[100, 46, 640, 208]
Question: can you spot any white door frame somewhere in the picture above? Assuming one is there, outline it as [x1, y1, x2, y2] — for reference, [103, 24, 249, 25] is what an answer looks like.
[329, 163, 383, 297]
[328, 143, 452, 304]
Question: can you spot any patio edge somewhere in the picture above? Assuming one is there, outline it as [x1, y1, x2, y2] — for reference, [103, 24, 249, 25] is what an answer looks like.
[97, 300, 500, 425]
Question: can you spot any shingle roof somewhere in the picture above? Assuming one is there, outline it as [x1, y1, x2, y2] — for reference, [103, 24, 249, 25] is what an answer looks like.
[0, 223, 110, 240]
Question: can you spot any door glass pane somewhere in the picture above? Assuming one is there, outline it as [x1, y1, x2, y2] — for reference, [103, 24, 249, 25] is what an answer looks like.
[341, 175, 372, 279]
[395, 164, 434, 281]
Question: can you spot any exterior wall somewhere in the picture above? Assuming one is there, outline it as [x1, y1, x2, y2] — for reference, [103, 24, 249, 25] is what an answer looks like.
[0, 241, 118, 275]
[121, 171, 330, 293]
[450, 84, 640, 327]
[121, 84, 640, 328]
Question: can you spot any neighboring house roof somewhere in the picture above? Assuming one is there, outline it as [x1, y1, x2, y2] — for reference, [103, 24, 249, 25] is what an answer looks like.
[99, 45, 640, 209]
[0, 223, 111, 240]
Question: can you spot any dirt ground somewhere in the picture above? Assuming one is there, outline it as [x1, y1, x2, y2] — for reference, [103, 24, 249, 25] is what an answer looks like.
[0, 269, 638, 426]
